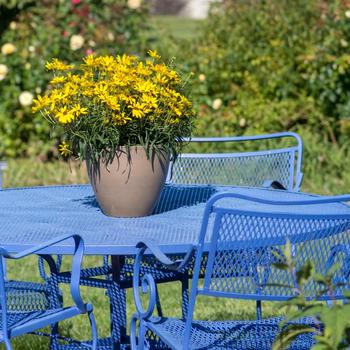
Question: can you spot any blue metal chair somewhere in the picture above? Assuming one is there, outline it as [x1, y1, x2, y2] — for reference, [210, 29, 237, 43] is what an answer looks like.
[0, 234, 97, 349]
[0, 160, 67, 349]
[131, 192, 350, 349]
[0, 161, 67, 349]
[143, 131, 304, 319]
[167, 132, 303, 191]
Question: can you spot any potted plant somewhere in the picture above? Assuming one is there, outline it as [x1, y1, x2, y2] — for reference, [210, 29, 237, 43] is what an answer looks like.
[32, 51, 195, 217]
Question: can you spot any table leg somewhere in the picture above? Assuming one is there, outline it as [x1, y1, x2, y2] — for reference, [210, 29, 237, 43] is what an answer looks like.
[110, 255, 126, 350]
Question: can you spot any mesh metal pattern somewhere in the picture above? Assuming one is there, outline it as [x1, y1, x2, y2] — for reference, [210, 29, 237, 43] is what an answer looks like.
[203, 210, 350, 300]
[5, 280, 50, 312]
[0, 306, 79, 344]
[146, 316, 318, 350]
[170, 150, 294, 190]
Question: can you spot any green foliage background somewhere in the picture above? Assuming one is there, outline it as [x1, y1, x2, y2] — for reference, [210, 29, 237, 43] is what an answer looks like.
[0, 0, 150, 158]
[151, 0, 350, 194]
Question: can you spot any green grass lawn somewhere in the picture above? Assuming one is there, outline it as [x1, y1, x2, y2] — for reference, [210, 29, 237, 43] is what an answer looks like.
[1, 158, 286, 349]
[150, 15, 203, 41]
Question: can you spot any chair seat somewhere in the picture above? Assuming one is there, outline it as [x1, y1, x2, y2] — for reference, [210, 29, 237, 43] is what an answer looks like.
[0, 306, 83, 341]
[145, 316, 319, 350]
[5, 280, 51, 312]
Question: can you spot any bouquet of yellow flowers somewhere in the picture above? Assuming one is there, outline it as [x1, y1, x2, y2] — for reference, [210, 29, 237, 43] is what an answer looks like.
[32, 50, 195, 166]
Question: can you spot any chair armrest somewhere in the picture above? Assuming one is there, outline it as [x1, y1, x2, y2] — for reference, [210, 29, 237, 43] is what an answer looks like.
[135, 240, 196, 272]
[0, 234, 88, 314]
[0, 233, 80, 259]
[132, 241, 196, 320]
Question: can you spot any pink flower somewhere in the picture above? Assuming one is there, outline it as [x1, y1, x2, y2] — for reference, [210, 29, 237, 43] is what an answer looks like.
[71, 0, 81, 5]
[86, 48, 94, 55]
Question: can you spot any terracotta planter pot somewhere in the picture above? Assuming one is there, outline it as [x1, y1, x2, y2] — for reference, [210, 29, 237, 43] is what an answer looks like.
[87, 147, 169, 217]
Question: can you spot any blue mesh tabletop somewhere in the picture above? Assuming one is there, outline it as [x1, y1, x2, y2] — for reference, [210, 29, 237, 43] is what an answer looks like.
[0, 184, 349, 255]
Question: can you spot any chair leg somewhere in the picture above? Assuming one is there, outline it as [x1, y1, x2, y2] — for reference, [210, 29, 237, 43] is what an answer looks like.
[49, 272, 63, 350]
[130, 314, 147, 350]
[88, 309, 98, 350]
[181, 273, 189, 319]
[4, 338, 13, 350]
[256, 300, 262, 320]
[155, 284, 163, 317]
[108, 281, 127, 347]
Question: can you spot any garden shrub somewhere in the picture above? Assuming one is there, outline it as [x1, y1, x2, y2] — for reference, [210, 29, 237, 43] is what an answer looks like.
[155, 0, 350, 139]
[152, 0, 350, 191]
[0, 0, 150, 158]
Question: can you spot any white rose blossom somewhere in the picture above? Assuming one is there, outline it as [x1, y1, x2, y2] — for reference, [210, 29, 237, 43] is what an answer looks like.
[1, 43, 16, 55]
[88, 40, 96, 47]
[70, 34, 85, 51]
[128, 0, 141, 9]
[19, 91, 34, 107]
[9, 21, 17, 30]
[239, 118, 246, 127]
[0, 64, 8, 81]
[198, 74, 206, 82]
[107, 32, 115, 41]
[212, 98, 223, 110]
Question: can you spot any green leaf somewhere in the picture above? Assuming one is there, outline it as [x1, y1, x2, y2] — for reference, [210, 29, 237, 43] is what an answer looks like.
[319, 305, 350, 348]
[296, 259, 313, 286]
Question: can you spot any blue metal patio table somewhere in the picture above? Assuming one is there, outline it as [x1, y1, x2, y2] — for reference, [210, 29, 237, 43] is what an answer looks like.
[0, 184, 350, 349]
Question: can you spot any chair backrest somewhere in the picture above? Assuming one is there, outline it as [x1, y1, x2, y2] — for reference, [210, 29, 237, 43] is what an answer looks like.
[182, 192, 350, 346]
[184, 192, 350, 337]
[167, 132, 303, 191]
[194, 193, 350, 302]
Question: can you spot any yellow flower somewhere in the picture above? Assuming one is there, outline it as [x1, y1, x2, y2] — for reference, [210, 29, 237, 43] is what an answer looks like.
[119, 94, 136, 104]
[46, 58, 74, 71]
[55, 106, 75, 124]
[130, 102, 146, 118]
[105, 98, 120, 111]
[135, 80, 156, 93]
[96, 55, 116, 70]
[58, 142, 73, 157]
[48, 89, 66, 111]
[113, 112, 132, 125]
[171, 105, 183, 116]
[83, 54, 95, 67]
[32, 95, 50, 113]
[116, 54, 137, 66]
[71, 104, 88, 117]
[63, 82, 79, 97]
[50, 76, 67, 85]
[155, 73, 169, 84]
[33, 52, 195, 158]
[141, 94, 157, 109]
[148, 50, 161, 60]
